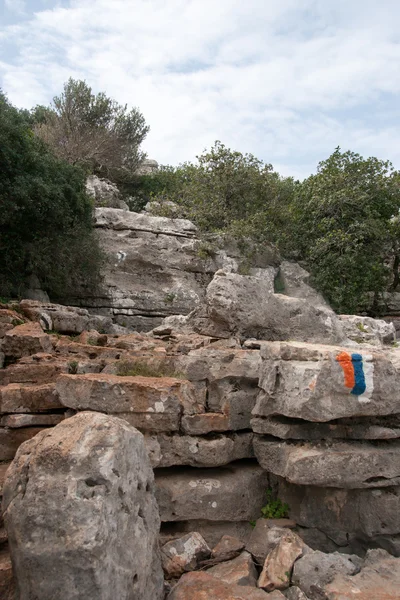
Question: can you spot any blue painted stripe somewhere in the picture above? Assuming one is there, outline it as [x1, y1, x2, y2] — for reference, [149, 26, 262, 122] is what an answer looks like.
[351, 353, 366, 395]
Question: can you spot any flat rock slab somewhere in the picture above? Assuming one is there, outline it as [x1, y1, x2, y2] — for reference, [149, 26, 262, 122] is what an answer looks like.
[251, 416, 400, 440]
[145, 432, 253, 468]
[161, 532, 210, 578]
[155, 462, 269, 522]
[1, 413, 65, 428]
[0, 383, 62, 413]
[56, 373, 202, 432]
[278, 479, 400, 544]
[246, 520, 297, 565]
[177, 348, 261, 382]
[258, 530, 306, 591]
[2, 411, 164, 600]
[254, 438, 400, 488]
[167, 571, 282, 599]
[1, 322, 53, 358]
[253, 341, 400, 422]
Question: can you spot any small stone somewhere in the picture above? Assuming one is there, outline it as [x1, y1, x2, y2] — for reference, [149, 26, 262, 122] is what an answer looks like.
[246, 521, 296, 565]
[161, 532, 211, 578]
[211, 535, 245, 559]
[207, 551, 258, 587]
[258, 530, 306, 591]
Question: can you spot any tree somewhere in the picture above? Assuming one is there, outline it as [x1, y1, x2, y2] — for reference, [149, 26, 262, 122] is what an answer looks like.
[150, 141, 295, 238]
[0, 91, 103, 299]
[288, 148, 400, 313]
[33, 78, 149, 181]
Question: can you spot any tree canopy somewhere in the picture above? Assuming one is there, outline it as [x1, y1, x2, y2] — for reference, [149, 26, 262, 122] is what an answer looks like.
[0, 90, 103, 299]
[32, 78, 149, 181]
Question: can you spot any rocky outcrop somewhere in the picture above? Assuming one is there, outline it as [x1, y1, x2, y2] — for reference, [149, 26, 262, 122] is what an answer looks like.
[2, 412, 164, 600]
[86, 175, 129, 210]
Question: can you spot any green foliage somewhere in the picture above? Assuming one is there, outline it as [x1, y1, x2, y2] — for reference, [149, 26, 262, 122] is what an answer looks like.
[68, 360, 79, 374]
[286, 148, 400, 313]
[116, 360, 183, 378]
[260, 489, 290, 519]
[0, 91, 103, 299]
[32, 78, 149, 182]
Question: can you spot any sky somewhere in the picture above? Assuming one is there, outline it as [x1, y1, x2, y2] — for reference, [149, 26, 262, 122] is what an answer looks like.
[1, 0, 400, 179]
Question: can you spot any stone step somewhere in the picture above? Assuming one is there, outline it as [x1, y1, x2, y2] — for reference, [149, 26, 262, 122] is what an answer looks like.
[254, 437, 400, 488]
[1, 322, 53, 358]
[155, 461, 269, 523]
[145, 432, 253, 468]
[0, 383, 62, 413]
[0, 360, 66, 385]
[56, 373, 204, 432]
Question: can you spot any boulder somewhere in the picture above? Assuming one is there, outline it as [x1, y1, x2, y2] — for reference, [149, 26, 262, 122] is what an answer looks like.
[1, 322, 53, 358]
[292, 551, 362, 598]
[155, 462, 269, 522]
[339, 315, 396, 346]
[161, 532, 210, 578]
[253, 438, 400, 488]
[167, 571, 281, 599]
[187, 271, 345, 343]
[2, 412, 163, 600]
[258, 530, 306, 591]
[253, 341, 400, 422]
[86, 175, 129, 210]
[207, 550, 258, 587]
[19, 300, 113, 334]
[279, 261, 329, 308]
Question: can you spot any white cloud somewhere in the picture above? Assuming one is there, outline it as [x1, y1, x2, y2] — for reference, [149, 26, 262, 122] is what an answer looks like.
[1, 0, 400, 178]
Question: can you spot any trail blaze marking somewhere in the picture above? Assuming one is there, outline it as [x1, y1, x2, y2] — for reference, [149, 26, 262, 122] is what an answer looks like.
[336, 351, 373, 400]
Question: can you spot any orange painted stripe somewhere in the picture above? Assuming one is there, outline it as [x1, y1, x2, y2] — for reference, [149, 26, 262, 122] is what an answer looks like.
[336, 351, 355, 389]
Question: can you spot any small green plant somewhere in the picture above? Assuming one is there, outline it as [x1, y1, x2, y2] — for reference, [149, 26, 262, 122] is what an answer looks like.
[238, 261, 251, 276]
[116, 360, 183, 379]
[356, 322, 368, 333]
[392, 341, 399, 348]
[11, 318, 25, 326]
[68, 360, 79, 374]
[164, 292, 176, 304]
[46, 329, 63, 339]
[260, 488, 290, 519]
[196, 240, 217, 260]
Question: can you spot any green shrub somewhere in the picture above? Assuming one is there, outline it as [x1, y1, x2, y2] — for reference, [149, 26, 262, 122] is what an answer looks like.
[260, 489, 290, 519]
[0, 91, 104, 299]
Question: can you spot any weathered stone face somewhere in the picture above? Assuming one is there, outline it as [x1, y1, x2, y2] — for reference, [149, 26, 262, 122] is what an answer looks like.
[1, 322, 53, 358]
[155, 462, 269, 522]
[187, 271, 346, 344]
[2, 412, 164, 600]
[253, 341, 400, 422]
[56, 373, 202, 432]
[166, 571, 277, 599]
[161, 532, 211, 578]
[207, 551, 258, 587]
[258, 530, 306, 591]
[254, 438, 400, 488]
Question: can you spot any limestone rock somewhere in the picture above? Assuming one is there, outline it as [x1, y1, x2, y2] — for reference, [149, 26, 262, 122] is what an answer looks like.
[212, 535, 245, 559]
[284, 587, 309, 600]
[167, 571, 277, 599]
[277, 479, 400, 554]
[146, 432, 253, 468]
[161, 520, 254, 550]
[86, 175, 129, 210]
[0, 413, 65, 428]
[253, 438, 400, 488]
[19, 300, 113, 334]
[207, 550, 258, 587]
[292, 551, 362, 598]
[155, 462, 269, 522]
[324, 549, 400, 600]
[279, 261, 329, 309]
[246, 520, 297, 565]
[56, 373, 202, 432]
[1, 322, 53, 358]
[0, 427, 45, 460]
[0, 548, 15, 600]
[253, 341, 400, 422]
[258, 530, 306, 591]
[161, 532, 210, 578]
[339, 314, 396, 346]
[187, 271, 345, 343]
[2, 411, 163, 600]
[0, 383, 61, 413]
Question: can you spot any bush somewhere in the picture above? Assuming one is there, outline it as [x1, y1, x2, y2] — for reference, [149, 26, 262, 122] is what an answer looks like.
[0, 91, 104, 298]
[32, 78, 149, 182]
